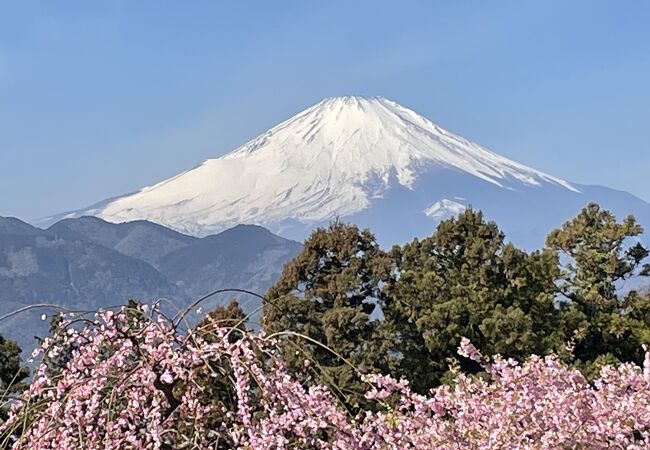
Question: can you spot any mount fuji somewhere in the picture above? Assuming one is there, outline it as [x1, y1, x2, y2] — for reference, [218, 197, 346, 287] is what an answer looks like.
[42, 96, 650, 248]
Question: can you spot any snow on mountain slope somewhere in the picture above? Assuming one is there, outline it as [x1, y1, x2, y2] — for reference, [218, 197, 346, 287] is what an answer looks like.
[59, 96, 580, 237]
[424, 199, 467, 221]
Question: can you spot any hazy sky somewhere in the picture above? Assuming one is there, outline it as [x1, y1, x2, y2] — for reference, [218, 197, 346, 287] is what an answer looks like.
[1, 1, 649, 220]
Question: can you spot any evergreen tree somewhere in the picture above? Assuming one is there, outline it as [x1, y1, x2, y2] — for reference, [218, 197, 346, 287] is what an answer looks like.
[0, 335, 29, 422]
[195, 299, 248, 343]
[262, 221, 391, 407]
[189, 300, 250, 446]
[546, 202, 650, 377]
[383, 209, 562, 391]
[260, 203, 650, 395]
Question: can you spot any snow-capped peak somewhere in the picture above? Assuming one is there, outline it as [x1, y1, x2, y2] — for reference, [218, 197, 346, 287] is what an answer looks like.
[225, 95, 576, 191]
[59, 96, 579, 236]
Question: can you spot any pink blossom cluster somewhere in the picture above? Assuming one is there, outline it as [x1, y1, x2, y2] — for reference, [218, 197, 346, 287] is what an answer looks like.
[2, 306, 650, 449]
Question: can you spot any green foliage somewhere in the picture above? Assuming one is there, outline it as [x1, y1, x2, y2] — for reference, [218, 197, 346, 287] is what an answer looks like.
[260, 203, 650, 394]
[0, 335, 29, 422]
[0, 336, 28, 394]
[262, 221, 391, 407]
[195, 299, 248, 342]
[188, 301, 251, 448]
[546, 202, 648, 307]
[383, 209, 563, 391]
[546, 202, 650, 377]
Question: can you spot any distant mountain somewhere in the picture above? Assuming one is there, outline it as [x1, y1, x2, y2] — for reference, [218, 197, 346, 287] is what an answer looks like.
[0, 232, 176, 355]
[0, 218, 300, 354]
[40, 96, 650, 249]
[159, 224, 302, 320]
[48, 216, 196, 267]
[0, 217, 41, 235]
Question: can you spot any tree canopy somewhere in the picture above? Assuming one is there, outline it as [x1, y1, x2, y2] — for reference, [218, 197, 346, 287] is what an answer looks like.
[262, 221, 391, 407]
[383, 208, 563, 390]
[546, 203, 650, 377]
[262, 203, 650, 391]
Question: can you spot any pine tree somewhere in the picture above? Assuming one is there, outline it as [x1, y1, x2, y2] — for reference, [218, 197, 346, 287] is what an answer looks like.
[262, 221, 391, 407]
[0, 335, 29, 421]
[383, 209, 561, 391]
[195, 299, 248, 343]
[188, 300, 250, 443]
[546, 202, 650, 377]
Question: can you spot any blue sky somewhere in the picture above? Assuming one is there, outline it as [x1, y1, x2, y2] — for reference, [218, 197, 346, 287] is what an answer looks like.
[1, 1, 649, 220]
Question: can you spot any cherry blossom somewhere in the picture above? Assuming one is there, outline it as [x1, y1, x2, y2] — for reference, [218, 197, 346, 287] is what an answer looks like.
[2, 304, 650, 449]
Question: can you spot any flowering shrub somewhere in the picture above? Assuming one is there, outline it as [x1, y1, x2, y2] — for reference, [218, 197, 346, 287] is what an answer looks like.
[2, 305, 650, 449]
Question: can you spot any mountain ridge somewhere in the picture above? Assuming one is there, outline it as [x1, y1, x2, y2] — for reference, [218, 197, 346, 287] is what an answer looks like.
[0, 217, 301, 353]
